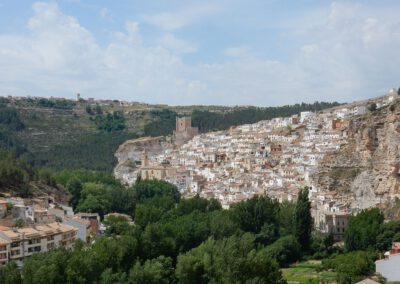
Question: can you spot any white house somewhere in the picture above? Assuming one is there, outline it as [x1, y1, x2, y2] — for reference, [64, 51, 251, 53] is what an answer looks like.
[376, 242, 400, 281]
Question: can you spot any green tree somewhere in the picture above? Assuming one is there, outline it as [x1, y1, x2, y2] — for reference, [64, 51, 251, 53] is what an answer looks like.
[94, 111, 125, 132]
[231, 196, 280, 235]
[99, 269, 127, 284]
[279, 201, 296, 236]
[95, 105, 103, 115]
[345, 208, 384, 252]
[66, 177, 83, 209]
[85, 105, 94, 115]
[0, 262, 21, 284]
[376, 220, 400, 251]
[22, 248, 71, 284]
[264, 235, 301, 267]
[104, 215, 134, 236]
[129, 256, 175, 284]
[368, 103, 377, 112]
[133, 179, 180, 204]
[293, 187, 312, 252]
[176, 233, 284, 284]
[76, 194, 107, 217]
[322, 251, 376, 284]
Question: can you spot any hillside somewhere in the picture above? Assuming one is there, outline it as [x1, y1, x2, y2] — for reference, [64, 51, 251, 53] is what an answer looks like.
[313, 98, 400, 211]
[1, 96, 340, 172]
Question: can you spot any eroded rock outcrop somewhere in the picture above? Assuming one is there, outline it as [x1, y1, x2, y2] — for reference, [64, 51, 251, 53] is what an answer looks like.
[113, 136, 171, 185]
[313, 104, 400, 209]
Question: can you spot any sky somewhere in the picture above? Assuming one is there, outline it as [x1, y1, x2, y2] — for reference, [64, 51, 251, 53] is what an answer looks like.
[0, 1, 399, 106]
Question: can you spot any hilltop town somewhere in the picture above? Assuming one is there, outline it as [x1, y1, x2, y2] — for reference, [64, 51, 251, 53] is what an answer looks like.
[115, 90, 400, 241]
[0, 90, 399, 282]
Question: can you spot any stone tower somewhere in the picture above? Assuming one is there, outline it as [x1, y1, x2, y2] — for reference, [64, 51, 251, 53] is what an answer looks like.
[141, 149, 149, 167]
[176, 117, 192, 133]
[173, 116, 199, 146]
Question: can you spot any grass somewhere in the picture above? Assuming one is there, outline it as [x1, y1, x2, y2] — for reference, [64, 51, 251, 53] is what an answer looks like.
[329, 167, 361, 180]
[282, 261, 337, 284]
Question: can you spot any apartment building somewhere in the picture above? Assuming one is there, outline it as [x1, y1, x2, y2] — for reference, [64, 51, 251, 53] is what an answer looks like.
[0, 222, 77, 266]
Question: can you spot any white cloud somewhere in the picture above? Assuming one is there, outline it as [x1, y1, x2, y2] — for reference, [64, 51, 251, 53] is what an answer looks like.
[99, 7, 113, 21]
[158, 33, 197, 54]
[142, 3, 220, 30]
[0, 1, 399, 106]
[223, 46, 251, 58]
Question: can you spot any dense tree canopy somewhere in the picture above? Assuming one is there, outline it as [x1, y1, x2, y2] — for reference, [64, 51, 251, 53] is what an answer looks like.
[176, 233, 284, 284]
[0, 177, 312, 283]
[322, 251, 376, 284]
[344, 208, 384, 252]
[293, 187, 312, 251]
[1, 170, 395, 284]
[143, 101, 341, 137]
[94, 111, 126, 132]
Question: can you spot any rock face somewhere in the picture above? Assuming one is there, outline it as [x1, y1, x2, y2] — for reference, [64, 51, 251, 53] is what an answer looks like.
[113, 136, 171, 185]
[313, 104, 400, 209]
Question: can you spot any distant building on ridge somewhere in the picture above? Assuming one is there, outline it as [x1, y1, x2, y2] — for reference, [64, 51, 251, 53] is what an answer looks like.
[173, 116, 199, 146]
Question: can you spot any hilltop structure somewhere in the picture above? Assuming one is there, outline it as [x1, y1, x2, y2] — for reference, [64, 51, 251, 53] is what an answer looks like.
[173, 116, 199, 146]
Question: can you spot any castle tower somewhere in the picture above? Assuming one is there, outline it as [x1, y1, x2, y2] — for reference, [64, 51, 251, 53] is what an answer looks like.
[173, 116, 199, 146]
[141, 149, 149, 167]
[176, 117, 192, 133]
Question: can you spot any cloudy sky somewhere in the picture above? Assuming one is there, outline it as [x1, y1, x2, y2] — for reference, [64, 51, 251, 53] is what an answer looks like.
[0, 1, 399, 106]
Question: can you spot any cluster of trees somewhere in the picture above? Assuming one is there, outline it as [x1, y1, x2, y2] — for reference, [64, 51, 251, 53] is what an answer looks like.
[318, 208, 400, 284]
[322, 251, 377, 284]
[0, 150, 34, 195]
[0, 106, 25, 131]
[143, 101, 341, 137]
[0, 97, 9, 106]
[368, 103, 377, 112]
[93, 111, 126, 132]
[0, 104, 26, 156]
[0, 180, 318, 283]
[144, 109, 177, 136]
[1, 170, 398, 283]
[0, 150, 76, 197]
[35, 98, 76, 110]
[31, 132, 136, 172]
[345, 208, 400, 252]
[85, 104, 103, 115]
[191, 102, 341, 133]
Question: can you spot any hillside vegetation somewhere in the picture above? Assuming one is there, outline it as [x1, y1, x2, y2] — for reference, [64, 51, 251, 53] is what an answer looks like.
[1, 174, 398, 283]
[1, 96, 340, 172]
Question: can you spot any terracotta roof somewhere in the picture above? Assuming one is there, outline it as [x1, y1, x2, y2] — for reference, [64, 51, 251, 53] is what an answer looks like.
[392, 242, 400, 250]
[0, 237, 10, 244]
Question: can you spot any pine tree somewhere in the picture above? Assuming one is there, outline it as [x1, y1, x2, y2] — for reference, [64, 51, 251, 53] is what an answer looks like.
[293, 187, 312, 252]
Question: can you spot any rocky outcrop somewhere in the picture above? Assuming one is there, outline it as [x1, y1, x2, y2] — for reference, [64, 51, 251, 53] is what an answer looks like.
[313, 103, 400, 209]
[113, 136, 171, 185]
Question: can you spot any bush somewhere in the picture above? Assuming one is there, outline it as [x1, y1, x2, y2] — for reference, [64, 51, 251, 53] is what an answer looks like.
[264, 235, 301, 267]
[322, 251, 376, 284]
[368, 103, 377, 112]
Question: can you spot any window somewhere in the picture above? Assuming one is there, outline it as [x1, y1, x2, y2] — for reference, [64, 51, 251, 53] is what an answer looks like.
[28, 238, 41, 245]
[28, 246, 41, 253]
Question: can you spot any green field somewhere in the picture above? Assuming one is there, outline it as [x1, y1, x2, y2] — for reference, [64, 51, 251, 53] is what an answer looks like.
[282, 261, 337, 284]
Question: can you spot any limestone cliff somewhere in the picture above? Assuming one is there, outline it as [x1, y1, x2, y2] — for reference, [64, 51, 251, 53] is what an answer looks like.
[313, 103, 400, 209]
[113, 136, 171, 185]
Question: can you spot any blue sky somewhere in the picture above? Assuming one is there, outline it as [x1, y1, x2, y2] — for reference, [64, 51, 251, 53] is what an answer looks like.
[0, 0, 399, 106]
